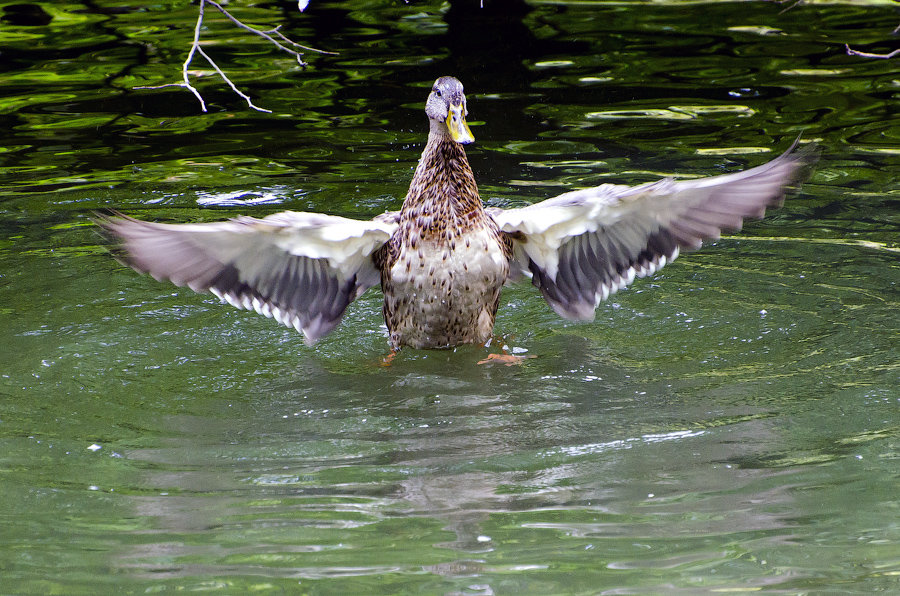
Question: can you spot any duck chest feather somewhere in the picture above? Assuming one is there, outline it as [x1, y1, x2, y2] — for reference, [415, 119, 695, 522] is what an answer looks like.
[381, 223, 510, 349]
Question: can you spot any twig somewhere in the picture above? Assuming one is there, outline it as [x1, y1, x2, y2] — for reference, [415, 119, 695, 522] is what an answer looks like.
[196, 46, 271, 113]
[776, 0, 804, 15]
[135, 0, 334, 113]
[267, 25, 337, 55]
[136, 0, 208, 110]
[182, 0, 208, 110]
[845, 44, 900, 59]
[770, 1, 898, 60]
[205, 0, 335, 60]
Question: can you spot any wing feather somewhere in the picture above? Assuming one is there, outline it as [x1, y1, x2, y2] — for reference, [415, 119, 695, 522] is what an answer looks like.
[490, 141, 818, 320]
[98, 211, 397, 344]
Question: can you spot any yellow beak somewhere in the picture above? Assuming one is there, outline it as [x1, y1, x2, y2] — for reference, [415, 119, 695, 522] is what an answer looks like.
[446, 104, 474, 144]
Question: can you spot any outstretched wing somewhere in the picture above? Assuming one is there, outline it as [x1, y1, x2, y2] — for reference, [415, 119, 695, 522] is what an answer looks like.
[98, 211, 398, 344]
[489, 141, 818, 320]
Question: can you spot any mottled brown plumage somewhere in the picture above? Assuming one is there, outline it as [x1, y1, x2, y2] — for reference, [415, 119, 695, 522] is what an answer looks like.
[373, 77, 514, 348]
[375, 117, 512, 348]
[98, 76, 818, 351]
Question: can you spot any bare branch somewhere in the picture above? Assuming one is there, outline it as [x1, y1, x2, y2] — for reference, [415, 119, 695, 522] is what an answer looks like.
[266, 25, 338, 55]
[776, 0, 804, 15]
[136, 0, 334, 112]
[845, 43, 900, 59]
[196, 46, 272, 113]
[205, 0, 308, 67]
[181, 0, 208, 111]
[769, 1, 897, 61]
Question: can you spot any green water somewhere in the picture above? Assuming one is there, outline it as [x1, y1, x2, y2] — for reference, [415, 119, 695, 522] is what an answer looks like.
[1, 1, 898, 593]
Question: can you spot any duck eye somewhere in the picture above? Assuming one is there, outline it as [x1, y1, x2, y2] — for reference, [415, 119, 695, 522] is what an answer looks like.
[433, 88, 442, 97]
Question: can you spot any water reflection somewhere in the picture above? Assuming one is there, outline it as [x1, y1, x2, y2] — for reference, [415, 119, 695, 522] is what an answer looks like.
[111, 364, 826, 588]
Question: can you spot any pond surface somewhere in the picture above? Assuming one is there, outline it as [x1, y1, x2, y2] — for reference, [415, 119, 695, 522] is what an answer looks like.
[1, 0, 898, 593]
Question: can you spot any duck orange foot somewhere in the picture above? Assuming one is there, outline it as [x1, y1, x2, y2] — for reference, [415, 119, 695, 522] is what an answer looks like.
[379, 350, 399, 367]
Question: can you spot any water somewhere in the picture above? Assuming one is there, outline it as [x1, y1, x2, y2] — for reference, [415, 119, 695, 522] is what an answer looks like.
[1, 1, 898, 593]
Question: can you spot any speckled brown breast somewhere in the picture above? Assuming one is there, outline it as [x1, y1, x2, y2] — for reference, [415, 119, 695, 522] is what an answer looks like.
[380, 219, 509, 349]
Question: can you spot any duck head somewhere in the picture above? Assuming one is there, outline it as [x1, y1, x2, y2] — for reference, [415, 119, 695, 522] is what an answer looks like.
[426, 76, 474, 144]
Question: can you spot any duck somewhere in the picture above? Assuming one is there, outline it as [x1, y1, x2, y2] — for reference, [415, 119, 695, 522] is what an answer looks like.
[99, 76, 818, 352]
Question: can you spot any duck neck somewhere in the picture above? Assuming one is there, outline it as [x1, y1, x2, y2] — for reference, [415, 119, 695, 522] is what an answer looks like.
[402, 123, 483, 220]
